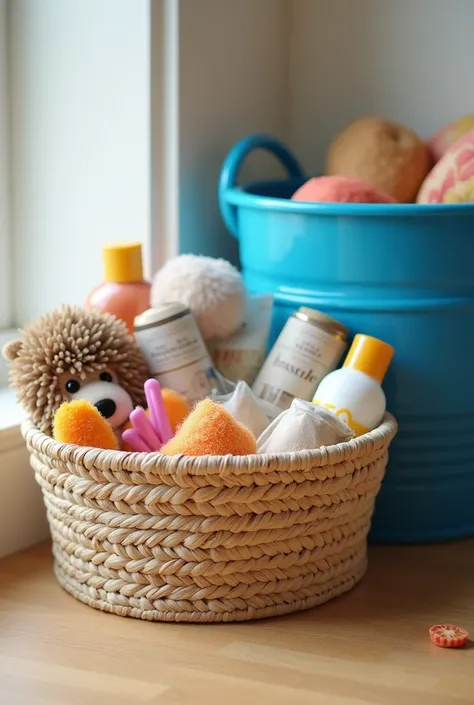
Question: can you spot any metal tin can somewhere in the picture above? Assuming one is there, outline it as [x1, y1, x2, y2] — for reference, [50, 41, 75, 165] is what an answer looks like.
[251, 306, 348, 411]
[134, 303, 220, 405]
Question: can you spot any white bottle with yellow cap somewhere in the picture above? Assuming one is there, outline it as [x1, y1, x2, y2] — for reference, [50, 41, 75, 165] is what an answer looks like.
[312, 334, 394, 436]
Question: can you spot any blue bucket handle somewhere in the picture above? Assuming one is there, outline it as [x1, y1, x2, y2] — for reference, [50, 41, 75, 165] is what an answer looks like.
[218, 134, 306, 238]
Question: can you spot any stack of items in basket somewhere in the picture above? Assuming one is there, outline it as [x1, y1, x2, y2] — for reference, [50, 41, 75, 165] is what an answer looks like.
[2, 252, 394, 457]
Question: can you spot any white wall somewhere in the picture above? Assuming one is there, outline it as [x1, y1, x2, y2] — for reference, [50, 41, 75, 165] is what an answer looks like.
[9, 0, 150, 325]
[151, 0, 289, 270]
[0, 0, 11, 328]
[288, 0, 474, 175]
[178, 0, 289, 263]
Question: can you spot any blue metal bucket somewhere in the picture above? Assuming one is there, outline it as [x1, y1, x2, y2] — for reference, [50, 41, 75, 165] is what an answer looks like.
[219, 133, 474, 544]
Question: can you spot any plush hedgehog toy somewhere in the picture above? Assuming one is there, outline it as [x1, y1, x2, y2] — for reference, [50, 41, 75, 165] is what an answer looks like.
[2, 305, 150, 440]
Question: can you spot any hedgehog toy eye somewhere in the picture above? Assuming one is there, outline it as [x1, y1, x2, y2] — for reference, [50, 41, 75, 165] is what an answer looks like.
[65, 379, 81, 394]
[99, 372, 113, 383]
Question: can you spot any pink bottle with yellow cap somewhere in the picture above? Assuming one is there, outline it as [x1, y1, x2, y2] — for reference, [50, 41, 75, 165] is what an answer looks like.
[312, 334, 394, 436]
[85, 242, 151, 333]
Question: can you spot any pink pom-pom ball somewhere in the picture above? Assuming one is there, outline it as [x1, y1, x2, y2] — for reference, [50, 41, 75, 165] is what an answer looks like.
[291, 175, 396, 204]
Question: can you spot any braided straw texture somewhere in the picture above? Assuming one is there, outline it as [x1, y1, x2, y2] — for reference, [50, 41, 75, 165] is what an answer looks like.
[22, 414, 397, 623]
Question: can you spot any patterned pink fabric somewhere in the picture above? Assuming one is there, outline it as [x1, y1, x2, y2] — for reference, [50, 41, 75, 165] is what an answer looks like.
[418, 129, 474, 203]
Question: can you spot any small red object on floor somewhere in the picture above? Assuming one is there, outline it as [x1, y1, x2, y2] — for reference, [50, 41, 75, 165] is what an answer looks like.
[429, 624, 469, 648]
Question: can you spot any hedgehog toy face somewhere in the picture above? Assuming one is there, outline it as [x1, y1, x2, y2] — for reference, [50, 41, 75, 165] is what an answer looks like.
[2, 305, 150, 436]
[59, 368, 134, 430]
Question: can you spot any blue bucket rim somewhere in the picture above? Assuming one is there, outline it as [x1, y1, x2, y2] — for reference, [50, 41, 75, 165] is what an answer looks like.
[224, 179, 474, 218]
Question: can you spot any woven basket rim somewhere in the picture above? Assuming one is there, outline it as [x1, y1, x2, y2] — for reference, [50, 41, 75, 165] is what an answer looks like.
[21, 412, 397, 476]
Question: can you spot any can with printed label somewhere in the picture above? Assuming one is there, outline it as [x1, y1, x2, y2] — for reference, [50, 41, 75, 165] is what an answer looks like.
[134, 303, 220, 405]
[251, 307, 348, 411]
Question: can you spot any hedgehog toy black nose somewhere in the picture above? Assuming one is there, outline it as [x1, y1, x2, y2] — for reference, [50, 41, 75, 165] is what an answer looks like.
[95, 398, 117, 419]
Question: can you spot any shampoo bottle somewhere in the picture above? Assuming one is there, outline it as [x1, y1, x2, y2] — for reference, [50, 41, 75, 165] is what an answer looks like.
[312, 334, 394, 436]
[85, 242, 151, 333]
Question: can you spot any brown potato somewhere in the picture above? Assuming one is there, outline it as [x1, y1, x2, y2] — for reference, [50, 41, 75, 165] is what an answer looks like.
[326, 117, 431, 203]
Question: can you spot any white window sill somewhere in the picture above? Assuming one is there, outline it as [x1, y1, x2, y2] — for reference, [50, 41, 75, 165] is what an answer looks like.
[0, 387, 25, 447]
[0, 327, 19, 388]
[0, 386, 50, 560]
[0, 327, 26, 449]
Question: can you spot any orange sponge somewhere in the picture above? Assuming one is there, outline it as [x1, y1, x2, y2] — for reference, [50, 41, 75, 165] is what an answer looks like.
[53, 399, 119, 450]
[161, 398, 256, 456]
[161, 388, 191, 432]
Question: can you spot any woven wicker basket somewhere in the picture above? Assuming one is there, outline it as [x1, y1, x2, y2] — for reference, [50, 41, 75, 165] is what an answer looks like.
[22, 414, 397, 623]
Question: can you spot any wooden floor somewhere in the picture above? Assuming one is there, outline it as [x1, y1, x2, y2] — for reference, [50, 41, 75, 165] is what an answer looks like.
[0, 541, 473, 705]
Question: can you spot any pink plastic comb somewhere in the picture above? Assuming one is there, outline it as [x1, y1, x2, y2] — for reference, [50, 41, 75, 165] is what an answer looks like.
[123, 379, 173, 452]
